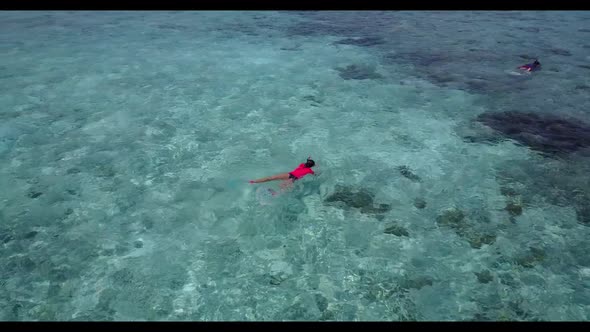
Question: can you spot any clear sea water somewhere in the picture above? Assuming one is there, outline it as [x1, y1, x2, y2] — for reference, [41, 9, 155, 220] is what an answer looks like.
[1, 11, 590, 321]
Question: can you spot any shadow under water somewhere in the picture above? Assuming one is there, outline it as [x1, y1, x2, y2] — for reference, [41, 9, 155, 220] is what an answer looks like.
[476, 111, 590, 156]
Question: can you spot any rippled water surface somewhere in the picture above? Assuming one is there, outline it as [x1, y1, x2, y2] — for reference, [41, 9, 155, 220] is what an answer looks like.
[1, 11, 590, 321]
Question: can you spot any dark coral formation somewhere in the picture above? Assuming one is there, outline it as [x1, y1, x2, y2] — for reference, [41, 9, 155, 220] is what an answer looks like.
[476, 111, 590, 156]
[383, 49, 519, 94]
[515, 247, 546, 268]
[576, 205, 590, 226]
[335, 64, 383, 80]
[465, 233, 497, 249]
[518, 54, 537, 59]
[286, 21, 352, 37]
[436, 208, 467, 231]
[500, 186, 519, 197]
[456, 119, 505, 145]
[436, 208, 497, 249]
[383, 223, 409, 237]
[285, 11, 398, 39]
[399, 276, 433, 290]
[390, 51, 450, 67]
[413, 198, 427, 209]
[397, 165, 421, 182]
[27, 191, 43, 199]
[505, 201, 523, 217]
[547, 48, 572, 56]
[475, 270, 494, 284]
[517, 26, 540, 33]
[334, 37, 385, 47]
[495, 160, 590, 228]
[324, 185, 391, 215]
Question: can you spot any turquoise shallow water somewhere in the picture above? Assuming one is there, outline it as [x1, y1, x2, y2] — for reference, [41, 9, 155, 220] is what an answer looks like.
[1, 11, 590, 321]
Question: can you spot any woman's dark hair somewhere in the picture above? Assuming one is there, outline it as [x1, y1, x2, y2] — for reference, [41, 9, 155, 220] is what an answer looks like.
[305, 159, 315, 168]
[534, 60, 540, 65]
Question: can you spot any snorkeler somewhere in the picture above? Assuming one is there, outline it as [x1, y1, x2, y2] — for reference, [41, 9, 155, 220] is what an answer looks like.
[249, 157, 316, 192]
[518, 59, 541, 72]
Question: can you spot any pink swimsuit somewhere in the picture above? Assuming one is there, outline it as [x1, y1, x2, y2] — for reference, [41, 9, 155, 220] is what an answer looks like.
[289, 163, 314, 180]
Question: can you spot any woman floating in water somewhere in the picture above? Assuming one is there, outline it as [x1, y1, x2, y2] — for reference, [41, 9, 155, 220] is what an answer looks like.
[249, 157, 316, 194]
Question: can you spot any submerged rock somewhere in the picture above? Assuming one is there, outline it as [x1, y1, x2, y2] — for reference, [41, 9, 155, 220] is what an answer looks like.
[50, 265, 74, 283]
[575, 206, 590, 226]
[548, 48, 572, 56]
[325, 186, 374, 209]
[111, 267, 135, 286]
[476, 111, 590, 156]
[23, 231, 38, 239]
[27, 191, 43, 199]
[505, 201, 523, 217]
[500, 186, 519, 197]
[515, 247, 546, 268]
[1, 232, 14, 244]
[334, 36, 385, 47]
[518, 54, 537, 60]
[274, 294, 322, 320]
[115, 244, 129, 256]
[95, 164, 116, 178]
[286, 21, 351, 37]
[429, 72, 456, 84]
[397, 165, 421, 182]
[361, 203, 391, 215]
[269, 274, 286, 286]
[324, 185, 391, 216]
[436, 208, 466, 230]
[390, 51, 449, 67]
[456, 119, 505, 145]
[315, 294, 329, 312]
[66, 167, 81, 174]
[436, 208, 496, 249]
[475, 270, 494, 284]
[383, 224, 409, 237]
[302, 94, 323, 105]
[518, 26, 540, 33]
[280, 45, 301, 51]
[400, 276, 433, 290]
[320, 309, 335, 321]
[6, 255, 36, 273]
[413, 198, 427, 209]
[385, 48, 513, 94]
[100, 248, 115, 256]
[466, 232, 497, 249]
[336, 64, 383, 80]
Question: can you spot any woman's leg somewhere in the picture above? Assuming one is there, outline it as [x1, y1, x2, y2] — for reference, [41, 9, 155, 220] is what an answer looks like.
[250, 173, 291, 183]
